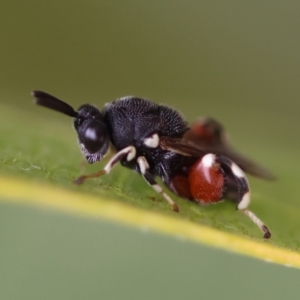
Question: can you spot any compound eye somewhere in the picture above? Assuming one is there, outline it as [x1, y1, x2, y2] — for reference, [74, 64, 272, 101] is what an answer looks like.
[83, 121, 107, 153]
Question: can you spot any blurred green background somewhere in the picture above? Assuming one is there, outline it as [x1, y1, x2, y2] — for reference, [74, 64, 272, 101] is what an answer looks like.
[1, 1, 300, 299]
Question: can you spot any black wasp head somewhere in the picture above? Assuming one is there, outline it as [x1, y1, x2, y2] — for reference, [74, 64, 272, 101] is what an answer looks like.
[74, 104, 109, 163]
[32, 91, 109, 163]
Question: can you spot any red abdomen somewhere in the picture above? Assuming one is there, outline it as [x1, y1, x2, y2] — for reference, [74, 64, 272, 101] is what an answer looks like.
[188, 156, 224, 204]
[169, 154, 224, 204]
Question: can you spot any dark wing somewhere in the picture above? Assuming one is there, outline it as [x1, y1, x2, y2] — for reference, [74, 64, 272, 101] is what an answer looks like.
[160, 136, 206, 157]
[183, 117, 275, 180]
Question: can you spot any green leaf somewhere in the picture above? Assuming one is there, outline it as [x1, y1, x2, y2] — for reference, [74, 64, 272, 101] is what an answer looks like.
[1, 101, 300, 269]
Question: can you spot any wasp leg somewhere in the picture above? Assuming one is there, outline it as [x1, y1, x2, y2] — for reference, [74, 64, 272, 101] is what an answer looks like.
[74, 146, 136, 184]
[137, 156, 179, 212]
[216, 155, 271, 239]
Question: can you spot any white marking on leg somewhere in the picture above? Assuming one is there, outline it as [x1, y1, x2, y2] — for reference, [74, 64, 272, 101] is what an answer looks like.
[215, 155, 270, 237]
[126, 146, 137, 161]
[152, 184, 163, 193]
[231, 162, 245, 178]
[137, 158, 179, 212]
[152, 184, 178, 211]
[202, 154, 216, 168]
[137, 156, 149, 175]
[237, 192, 251, 210]
[162, 192, 177, 208]
[242, 208, 269, 237]
[103, 164, 111, 173]
[144, 133, 160, 148]
[104, 146, 136, 173]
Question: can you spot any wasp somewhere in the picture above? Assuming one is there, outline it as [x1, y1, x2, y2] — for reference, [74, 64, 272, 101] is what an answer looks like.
[32, 91, 272, 238]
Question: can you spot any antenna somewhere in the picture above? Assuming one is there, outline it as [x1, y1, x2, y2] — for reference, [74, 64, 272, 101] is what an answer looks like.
[32, 91, 77, 118]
